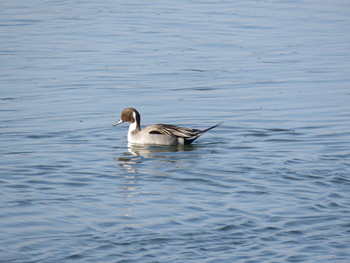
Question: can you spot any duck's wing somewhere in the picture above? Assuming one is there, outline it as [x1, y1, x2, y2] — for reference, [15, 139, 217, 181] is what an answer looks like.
[146, 122, 222, 144]
[146, 124, 200, 138]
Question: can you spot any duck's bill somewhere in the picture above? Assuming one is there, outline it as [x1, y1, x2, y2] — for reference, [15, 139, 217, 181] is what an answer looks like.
[113, 119, 123, 126]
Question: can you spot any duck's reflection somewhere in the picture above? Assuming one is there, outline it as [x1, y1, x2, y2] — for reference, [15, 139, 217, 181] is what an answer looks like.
[117, 143, 199, 173]
[128, 143, 196, 156]
[115, 144, 201, 224]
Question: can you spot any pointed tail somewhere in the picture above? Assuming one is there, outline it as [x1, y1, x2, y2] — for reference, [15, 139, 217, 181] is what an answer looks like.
[184, 122, 222, 145]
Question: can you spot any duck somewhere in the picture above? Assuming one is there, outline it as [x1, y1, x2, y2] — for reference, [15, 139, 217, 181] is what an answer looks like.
[113, 107, 221, 145]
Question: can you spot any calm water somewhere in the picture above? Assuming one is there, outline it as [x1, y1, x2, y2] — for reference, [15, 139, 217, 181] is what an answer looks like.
[1, 1, 350, 262]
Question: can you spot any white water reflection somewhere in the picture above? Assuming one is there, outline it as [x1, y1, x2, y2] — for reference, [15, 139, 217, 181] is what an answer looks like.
[116, 144, 200, 173]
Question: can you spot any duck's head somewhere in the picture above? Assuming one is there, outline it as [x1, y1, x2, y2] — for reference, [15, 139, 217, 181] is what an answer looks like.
[113, 107, 141, 127]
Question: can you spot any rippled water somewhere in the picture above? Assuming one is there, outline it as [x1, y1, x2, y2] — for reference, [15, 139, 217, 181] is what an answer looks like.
[1, 1, 350, 262]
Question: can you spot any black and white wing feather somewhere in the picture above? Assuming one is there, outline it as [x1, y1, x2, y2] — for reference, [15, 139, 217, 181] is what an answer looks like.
[147, 122, 221, 145]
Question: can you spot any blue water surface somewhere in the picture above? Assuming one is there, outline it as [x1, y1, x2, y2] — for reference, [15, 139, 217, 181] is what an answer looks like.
[1, 1, 350, 262]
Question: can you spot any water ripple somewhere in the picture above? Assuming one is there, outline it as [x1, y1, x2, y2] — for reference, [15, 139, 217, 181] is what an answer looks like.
[1, 0, 350, 262]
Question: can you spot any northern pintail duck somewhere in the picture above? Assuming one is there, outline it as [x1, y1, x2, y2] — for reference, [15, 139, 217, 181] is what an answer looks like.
[114, 108, 221, 145]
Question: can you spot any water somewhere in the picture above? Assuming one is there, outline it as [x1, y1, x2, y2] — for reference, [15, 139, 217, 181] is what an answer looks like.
[1, 0, 350, 262]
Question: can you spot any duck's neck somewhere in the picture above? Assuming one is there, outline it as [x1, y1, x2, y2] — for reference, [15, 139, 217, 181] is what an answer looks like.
[128, 121, 140, 134]
[128, 111, 141, 141]
[127, 121, 140, 143]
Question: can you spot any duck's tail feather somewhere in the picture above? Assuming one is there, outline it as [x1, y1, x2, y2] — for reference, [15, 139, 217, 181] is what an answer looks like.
[184, 122, 222, 145]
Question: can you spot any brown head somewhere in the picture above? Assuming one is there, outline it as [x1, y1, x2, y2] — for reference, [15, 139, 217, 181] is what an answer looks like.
[113, 108, 141, 128]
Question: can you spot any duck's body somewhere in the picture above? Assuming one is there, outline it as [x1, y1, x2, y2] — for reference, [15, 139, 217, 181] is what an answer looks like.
[114, 108, 220, 146]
